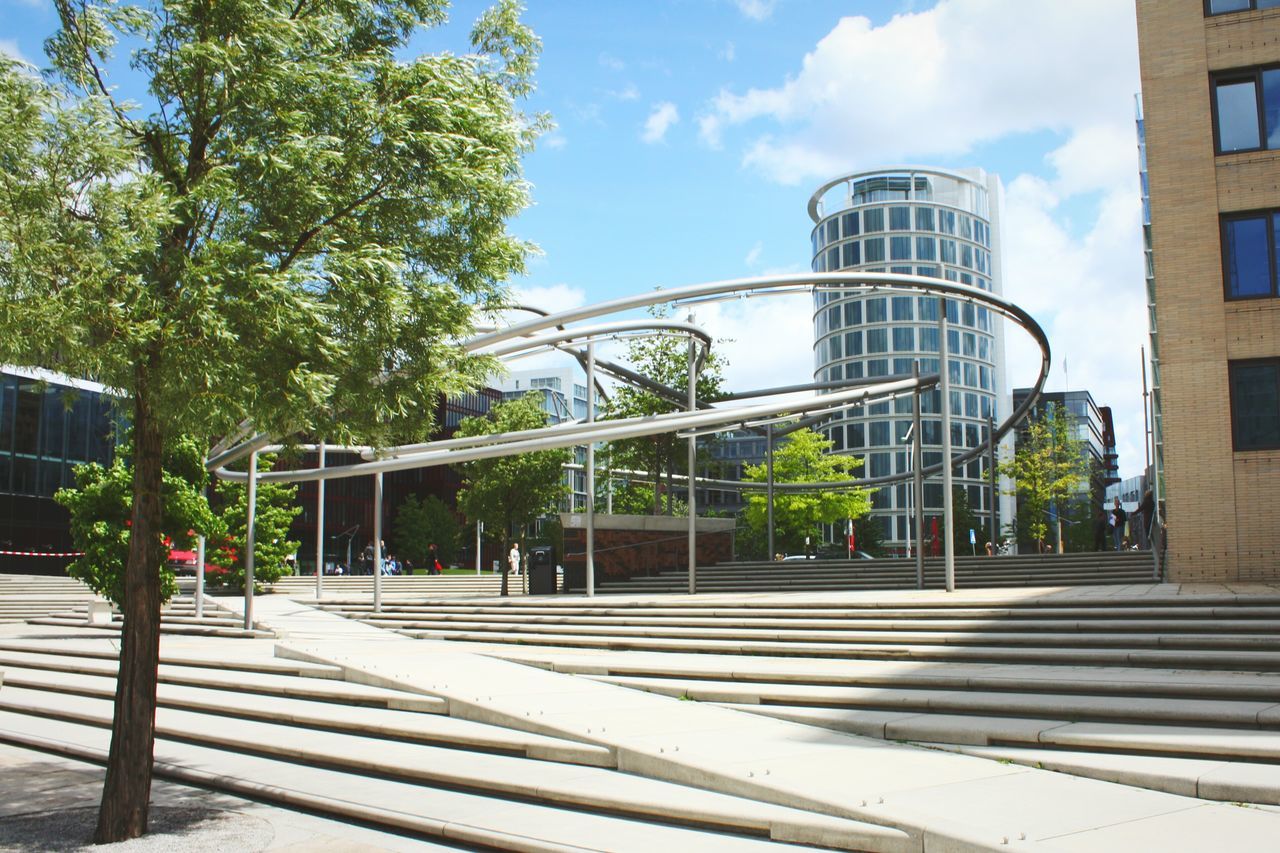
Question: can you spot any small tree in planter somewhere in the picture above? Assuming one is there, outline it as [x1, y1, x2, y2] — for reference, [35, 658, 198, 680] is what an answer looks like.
[208, 454, 301, 593]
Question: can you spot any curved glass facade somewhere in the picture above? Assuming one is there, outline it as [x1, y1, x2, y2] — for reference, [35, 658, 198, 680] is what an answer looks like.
[808, 168, 1007, 553]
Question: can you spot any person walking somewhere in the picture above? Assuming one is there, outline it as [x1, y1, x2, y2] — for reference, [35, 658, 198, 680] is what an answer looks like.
[1093, 507, 1109, 552]
[1137, 488, 1155, 550]
[1111, 497, 1127, 552]
[508, 542, 521, 576]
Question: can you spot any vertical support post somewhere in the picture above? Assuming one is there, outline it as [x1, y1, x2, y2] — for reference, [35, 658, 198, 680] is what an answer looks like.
[988, 413, 997, 552]
[912, 363, 924, 589]
[1145, 350, 1163, 581]
[476, 521, 482, 575]
[687, 331, 697, 595]
[766, 423, 775, 560]
[939, 302, 956, 592]
[586, 341, 597, 597]
[373, 472, 383, 613]
[244, 450, 258, 630]
[315, 441, 325, 598]
[195, 535, 205, 620]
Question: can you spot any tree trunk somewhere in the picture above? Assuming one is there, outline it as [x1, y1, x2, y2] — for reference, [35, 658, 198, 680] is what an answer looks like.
[499, 515, 510, 597]
[95, 388, 164, 843]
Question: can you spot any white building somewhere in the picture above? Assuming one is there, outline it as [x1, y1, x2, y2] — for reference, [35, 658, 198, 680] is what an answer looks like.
[807, 166, 1013, 553]
[494, 366, 591, 510]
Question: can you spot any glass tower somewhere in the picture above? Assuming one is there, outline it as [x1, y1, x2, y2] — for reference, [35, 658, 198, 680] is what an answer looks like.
[807, 167, 1011, 553]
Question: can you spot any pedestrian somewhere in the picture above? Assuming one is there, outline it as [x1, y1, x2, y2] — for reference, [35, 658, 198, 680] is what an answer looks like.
[1137, 488, 1155, 550]
[1111, 497, 1127, 552]
[1093, 508, 1109, 552]
[428, 542, 441, 575]
[508, 542, 521, 576]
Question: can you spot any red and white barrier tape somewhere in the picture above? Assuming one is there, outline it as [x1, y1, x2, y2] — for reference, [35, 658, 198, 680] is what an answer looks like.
[0, 550, 84, 557]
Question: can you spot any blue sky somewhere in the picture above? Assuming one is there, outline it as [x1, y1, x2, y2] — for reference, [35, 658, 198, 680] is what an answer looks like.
[2, 0, 1150, 479]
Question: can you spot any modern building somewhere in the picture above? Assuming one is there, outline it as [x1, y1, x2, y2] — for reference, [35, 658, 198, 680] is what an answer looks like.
[1010, 388, 1120, 549]
[0, 367, 120, 573]
[1136, 1, 1280, 581]
[494, 366, 591, 511]
[807, 167, 1012, 554]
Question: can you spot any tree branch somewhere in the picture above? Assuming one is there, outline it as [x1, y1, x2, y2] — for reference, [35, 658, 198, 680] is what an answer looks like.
[277, 179, 389, 273]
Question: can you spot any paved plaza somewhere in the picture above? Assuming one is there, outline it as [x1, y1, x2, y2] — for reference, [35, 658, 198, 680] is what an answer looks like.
[3, 579, 1280, 850]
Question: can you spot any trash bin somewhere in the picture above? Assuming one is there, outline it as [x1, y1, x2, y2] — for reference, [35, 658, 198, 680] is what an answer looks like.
[528, 545, 557, 595]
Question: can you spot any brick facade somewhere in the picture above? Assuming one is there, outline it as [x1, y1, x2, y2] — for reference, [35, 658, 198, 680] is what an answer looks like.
[1137, 1, 1280, 580]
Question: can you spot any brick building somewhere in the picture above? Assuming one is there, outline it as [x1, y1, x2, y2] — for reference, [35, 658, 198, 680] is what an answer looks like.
[1136, 0, 1280, 580]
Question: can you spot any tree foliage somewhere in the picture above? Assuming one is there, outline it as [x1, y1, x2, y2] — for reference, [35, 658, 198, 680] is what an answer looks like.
[0, 0, 541, 839]
[394, 493, 461, 565]
[600, 308, 724, 515]
[999, 407, 1089, 550]
[209, 455, 301, 591]
[454, 393, 569, 595]
[741, 428, 871, 556]
[55, 435, 221, 606]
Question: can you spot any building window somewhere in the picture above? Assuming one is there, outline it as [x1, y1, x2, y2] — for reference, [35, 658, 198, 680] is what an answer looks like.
[889, 206, 912, 230]
[1230, 359, 1280, 450]
[1221, 212, 1280, 298]
[1207, 0, 1280, 15]
[1212, 67, 1280, 154]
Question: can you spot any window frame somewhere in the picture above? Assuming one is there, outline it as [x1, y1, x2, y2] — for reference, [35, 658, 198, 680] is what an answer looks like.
[1220, 209, 1280, 300]
[1206, 0, 1280, 16]
[1229, 358, 1280, 451]
[1209, 66, 1280, 155]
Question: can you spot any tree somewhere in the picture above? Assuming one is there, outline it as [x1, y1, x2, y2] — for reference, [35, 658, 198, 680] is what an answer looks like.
[601, 309, 724, 515]
[606, 482, 688, 517]
[454, 393, 570, 596]
[210, 455, 301, 591]
[950, 485, 990, 555]
[394, 494, 461, 566]
[999, 407, 1089, 552]
[741, 428, 872, 556]
[0, 2, 540, 839]
[55, 435, 221, 606]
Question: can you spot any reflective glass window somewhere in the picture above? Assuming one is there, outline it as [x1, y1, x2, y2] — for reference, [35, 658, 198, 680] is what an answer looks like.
[963, 332, 977, 356]
[915, 207, 935, 231]
[827, 219, 841, 243]
[1215, 78, 1262, 152]
[867, 328, 889, 353]
[842, 241, 860, 267]
[919, 327, 939, 352]
[917, 265, 940, 278]
[962, 302, 976, 326]
[847, 361, 864, 379]
[979, 337, 990, 360]
[892, 296, 913, 321]
[827, 305, 841, 331]
[1230, 360, 1280, 449]
[890, 235, 912, 260]
[867, 359, 889, 377]
[916, 236, 937, 261]
[1209, 0, 1256, 10]
[892, 327, 915, 351]
[870, 453, 891, 477]
[964, 363, 978, 386]
[940, 239, 957, 264]
[917, 296, 939, 321]
[866, 298, 887, 322]
[869, 401, 890, 416]
[829, 334, 843, 359]
[845, 331, 863, 355]
[939, 210, 956, 234]
[1222, 213, 1273, 298]
[844, 301, 862, 326]
[849, 423, 865, 448]
[870, 421, 890, 446]
[889, 207, 911, 230]
[842, 211, 859, 237]
[863, 208, 885, 232]
[961, 244, 974, 268]
[890, 265, 913, 275]
[864, 237, 885, 263]
[894, 358, 915, 374]
[827, 247, 839, 271]
[960, 216, 972, 240]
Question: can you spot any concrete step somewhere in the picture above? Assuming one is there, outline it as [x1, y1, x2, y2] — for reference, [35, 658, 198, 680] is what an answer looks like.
[0, 650, 447, 712]
[0, 710, 895, 851]
[0, 639, 343, 679]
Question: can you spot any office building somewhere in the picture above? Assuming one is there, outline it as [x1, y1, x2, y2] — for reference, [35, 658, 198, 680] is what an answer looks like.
[495, 366, 591, 510]
[808, 167, 1012, 554]
[1136, 1, 1280, 580]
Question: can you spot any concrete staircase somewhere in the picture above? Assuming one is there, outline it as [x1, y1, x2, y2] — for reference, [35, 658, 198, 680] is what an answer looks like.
[25, 595, 274, 639]
[316, 587, 1280, 805]
[272, 572, 523, 598]
[593, 551, 1156, 594]
[0, 639, 898, 851]
[0, 574, 96, 623]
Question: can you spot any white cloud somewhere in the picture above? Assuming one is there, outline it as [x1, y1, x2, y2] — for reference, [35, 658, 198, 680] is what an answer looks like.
[744, 242, 763, 267]
[0, 40, 32, 65]
[606, 84, 640, 101]
[700, 0, 1139, 186]
[690, 295, 814, 392]
[542, 134, 568, 150]
[642, 102, 680, 145]
[720, 41, 737, 63]
[510, 283, 588, 315]
[734, 0, 777, 21]
[599, 52, 625, 72]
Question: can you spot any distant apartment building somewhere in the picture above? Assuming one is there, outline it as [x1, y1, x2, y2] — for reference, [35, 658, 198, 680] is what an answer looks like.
[495, 366, 590, 511]
[1136, 1, 1280, 580]
[807, 166, 1013, 554]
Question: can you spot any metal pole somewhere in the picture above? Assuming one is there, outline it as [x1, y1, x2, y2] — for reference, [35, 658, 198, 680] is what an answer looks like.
[373, 471, 383, 613]
[939, 303, 956, 592]
[912, 363, 924, 589]
[586, 341, 596, 597]
[1145, 349, 1163, 581]
[766, 423, 775, 560]
[476, 521, 482, 575]
[244, 450, 258, 630]
[687, 331, 697, 595]
[315, 441, 325, 598]
[195, 534, 205, 620]
[988, 412, 997, 552]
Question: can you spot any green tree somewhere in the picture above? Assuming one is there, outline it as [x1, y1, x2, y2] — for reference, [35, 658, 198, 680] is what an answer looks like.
[601, 309, 724, 515]
[55, 435, 221, 606]
[741, 428, 872, 556]
[950, 485, 990, 555]
[394, 493, 461, 567]
[606, 482, 688, 517]
[0, 1, 540, 839]
[455, 393, 570, 596]
[210, 455, 301, 591]
[1000, 407, 1089, 552]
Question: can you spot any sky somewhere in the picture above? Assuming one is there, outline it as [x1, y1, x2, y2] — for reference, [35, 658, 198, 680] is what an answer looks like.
[2, 0, 1151, 480]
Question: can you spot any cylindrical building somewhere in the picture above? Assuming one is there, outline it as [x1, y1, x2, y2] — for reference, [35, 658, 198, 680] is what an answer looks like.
[807, 166, 1011, 554]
